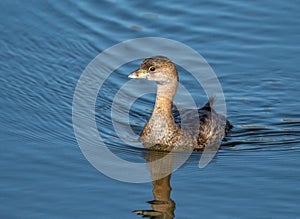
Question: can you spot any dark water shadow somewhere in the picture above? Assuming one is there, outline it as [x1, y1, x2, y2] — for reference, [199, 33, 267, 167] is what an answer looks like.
[133, 150, 177, 219]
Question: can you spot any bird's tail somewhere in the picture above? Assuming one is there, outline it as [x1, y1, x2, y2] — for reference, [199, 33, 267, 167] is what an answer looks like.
[203, 96, 215, 109]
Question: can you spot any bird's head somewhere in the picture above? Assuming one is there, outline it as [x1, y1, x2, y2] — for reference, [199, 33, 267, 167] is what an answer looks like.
[128, 56, 178, 85]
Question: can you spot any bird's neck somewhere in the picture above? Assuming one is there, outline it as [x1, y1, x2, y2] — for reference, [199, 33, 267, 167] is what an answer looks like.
[153, 80, 178, 116]
[140, 80, 179, 145]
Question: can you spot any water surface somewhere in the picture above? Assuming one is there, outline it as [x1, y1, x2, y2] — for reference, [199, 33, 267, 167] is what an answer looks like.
[1, 0, 300, 218]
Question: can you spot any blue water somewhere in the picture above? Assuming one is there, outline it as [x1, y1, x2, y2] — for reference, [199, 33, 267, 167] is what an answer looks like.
[1, 0, 300, 218]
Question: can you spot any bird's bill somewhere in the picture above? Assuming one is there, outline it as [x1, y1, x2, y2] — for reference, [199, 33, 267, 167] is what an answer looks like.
[128, 69, 149, 79]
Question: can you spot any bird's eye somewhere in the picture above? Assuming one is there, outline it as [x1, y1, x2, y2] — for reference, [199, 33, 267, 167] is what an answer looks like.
[149, 66, 156, 71]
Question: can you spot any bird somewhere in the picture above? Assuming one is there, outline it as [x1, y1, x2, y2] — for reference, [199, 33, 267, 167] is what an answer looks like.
[128, 56, 232, 151]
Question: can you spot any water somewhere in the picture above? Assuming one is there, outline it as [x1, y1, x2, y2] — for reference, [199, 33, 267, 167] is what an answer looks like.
[1, 0, 300, 218]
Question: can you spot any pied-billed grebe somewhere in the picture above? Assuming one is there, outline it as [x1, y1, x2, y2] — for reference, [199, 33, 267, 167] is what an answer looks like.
[128, 56, 232, 151]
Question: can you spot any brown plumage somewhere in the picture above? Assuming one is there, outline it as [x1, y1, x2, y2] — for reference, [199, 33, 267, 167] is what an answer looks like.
[128, 56, 232, 151]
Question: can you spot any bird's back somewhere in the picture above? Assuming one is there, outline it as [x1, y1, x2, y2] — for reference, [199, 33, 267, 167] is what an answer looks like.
[173, 98, 232, 151]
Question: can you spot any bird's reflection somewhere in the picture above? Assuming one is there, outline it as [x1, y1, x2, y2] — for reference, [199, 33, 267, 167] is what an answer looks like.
[133, 150, 179, 219]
